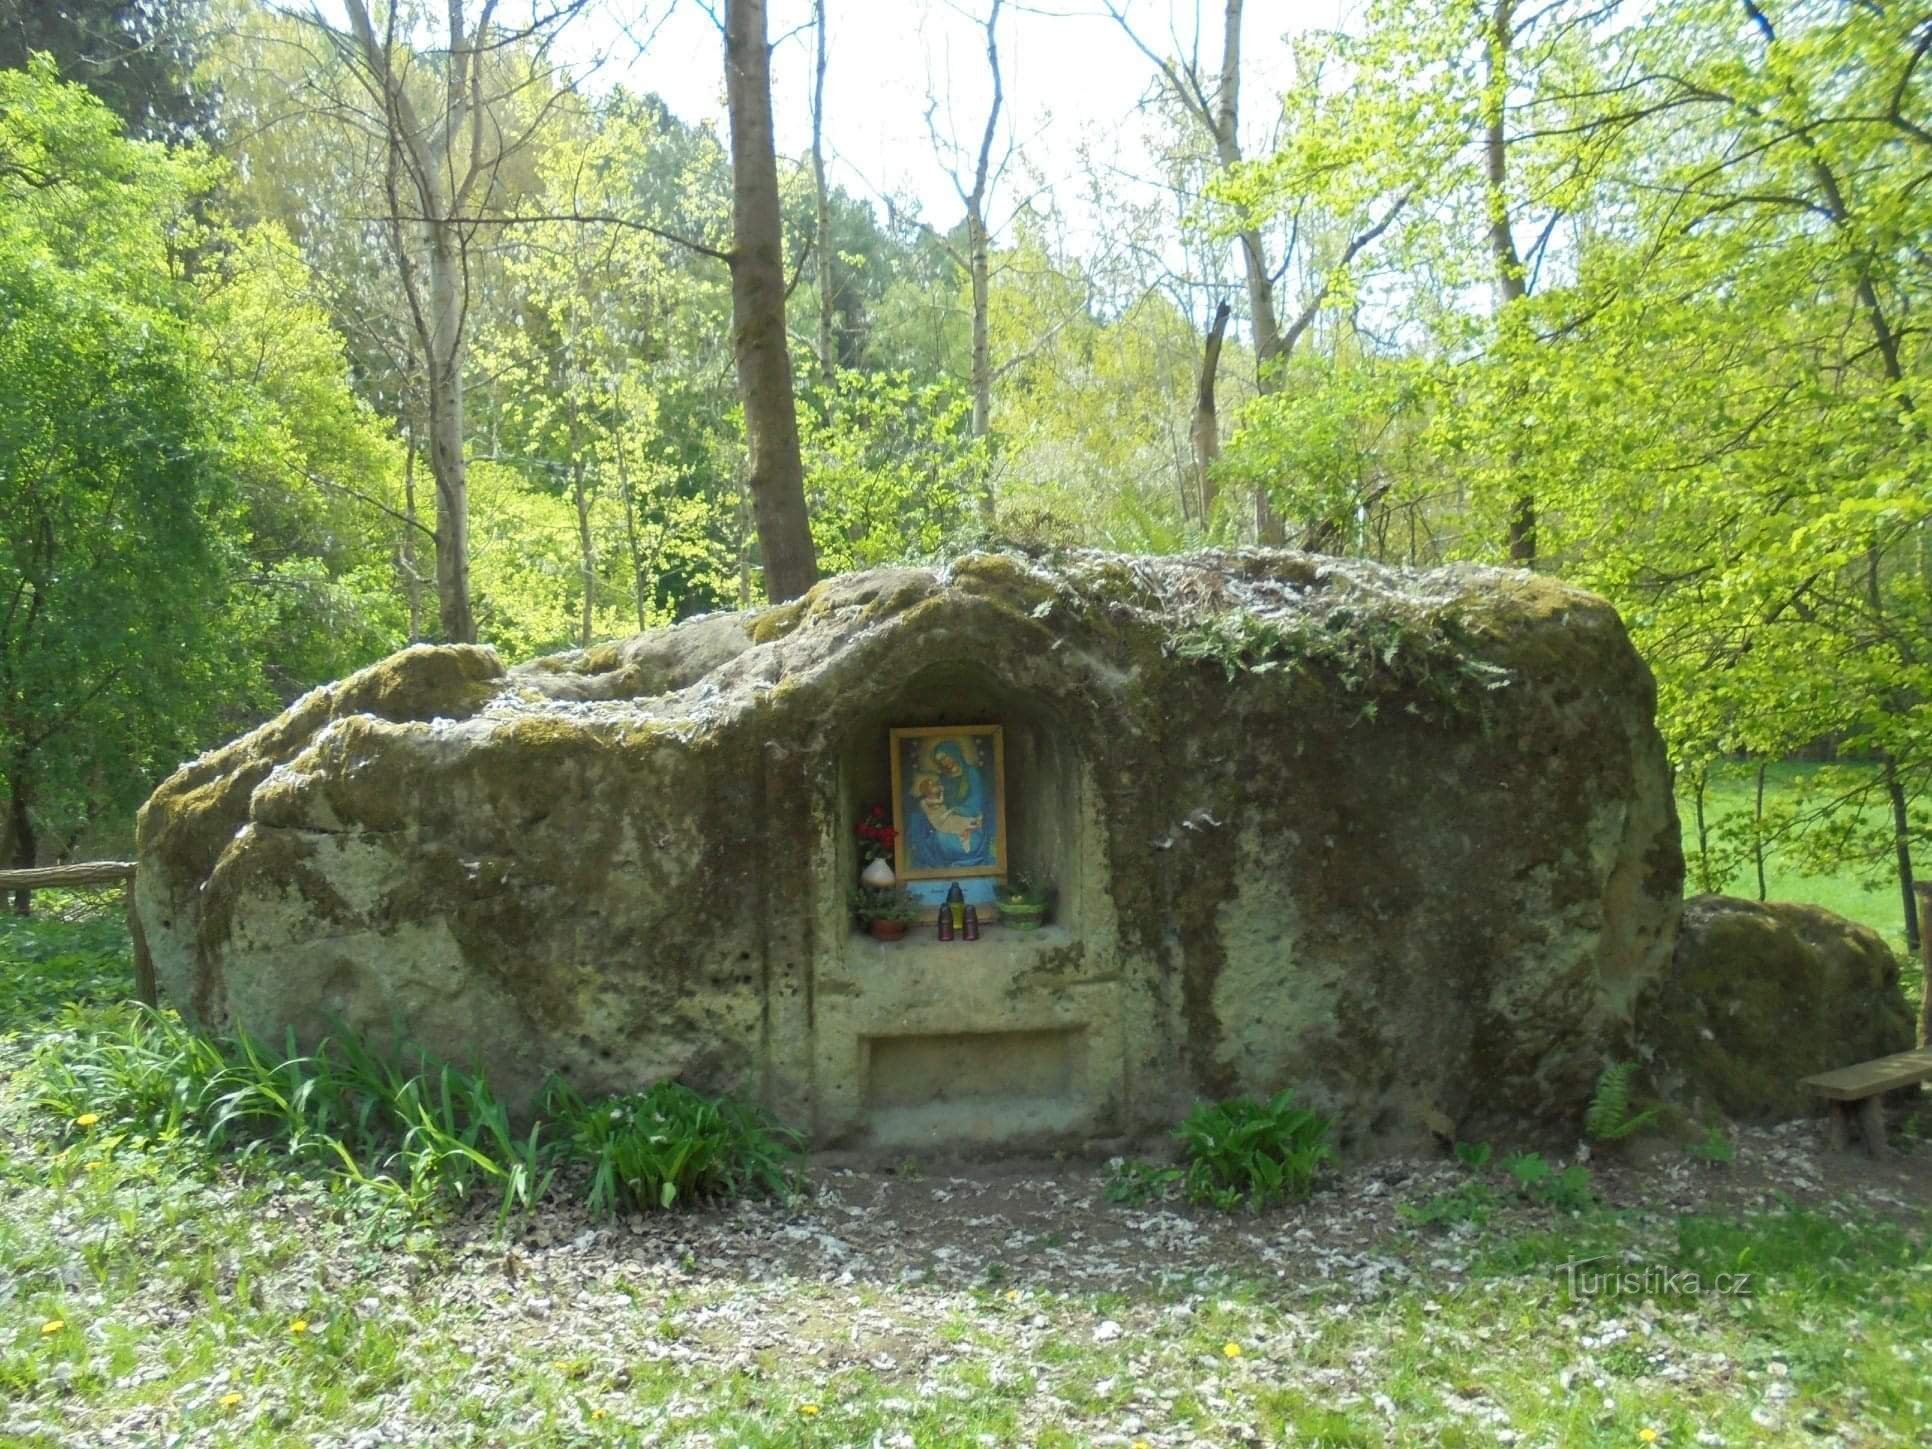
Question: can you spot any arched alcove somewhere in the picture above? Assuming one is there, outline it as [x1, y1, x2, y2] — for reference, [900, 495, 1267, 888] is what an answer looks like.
[813, 660, 1122, 1149]
[833, 660, 1087, 931]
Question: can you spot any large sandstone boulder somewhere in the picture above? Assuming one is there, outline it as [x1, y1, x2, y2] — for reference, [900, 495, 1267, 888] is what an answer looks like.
[1637, 895, 1915, 1120]
[137, 550, 1683, 1149]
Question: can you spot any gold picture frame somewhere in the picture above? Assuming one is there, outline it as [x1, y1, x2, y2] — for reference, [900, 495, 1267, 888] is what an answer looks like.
[889, 724, 1007, 881]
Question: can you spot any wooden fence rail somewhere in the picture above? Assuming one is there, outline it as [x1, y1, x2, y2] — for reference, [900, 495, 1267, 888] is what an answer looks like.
[0, 862, 157, 1007]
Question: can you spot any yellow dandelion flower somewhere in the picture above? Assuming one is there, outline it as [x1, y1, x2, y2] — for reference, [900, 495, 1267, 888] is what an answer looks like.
[589, 1407, 608, 1421]
[1639, 1433, 1659, 1445]
[40, 1319, 64, 1336]
[799, 1403, 821, 1417]
[1222, 1341, 1243, 1358]
[74, 1113, 100, 1128]
[220, 1392, 244, 1409]
[1004, 1289, 1020, 1302]
[84, 1162, 102, 1172]
[289, 1318, 310, 1335]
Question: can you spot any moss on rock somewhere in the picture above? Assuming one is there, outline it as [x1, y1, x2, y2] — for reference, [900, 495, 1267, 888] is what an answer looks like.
[1637, 895, 1915, 1120]
[138, 549, 1687, 1141]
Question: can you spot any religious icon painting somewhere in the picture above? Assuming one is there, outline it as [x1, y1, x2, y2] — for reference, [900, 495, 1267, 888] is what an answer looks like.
[889, 724, 1007, 881]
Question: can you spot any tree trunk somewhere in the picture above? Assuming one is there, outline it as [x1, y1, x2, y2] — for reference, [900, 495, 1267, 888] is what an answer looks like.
[426, 229, 476, 641]
[400, 418, 425, 641]
[574, 459, 595, 649]
[811, 0, 834, 373]
[1884, 758, 1920, 953]
[964, 0, 1004, 520]
[1210, 0, 1285, 544]
[1691, 767, 1712, 893]
[735, 478, 755, 609]
[338, 0, 484, 642]
[724, 0, 818, 604]
[8, 764, 33, 917]
[1193, 300, 1233, 526]
[1753, 761, 1768, 901]
[1483, 0, 1536, 566]
[969, 208, 991, 447]
[612, 385, 649, 631]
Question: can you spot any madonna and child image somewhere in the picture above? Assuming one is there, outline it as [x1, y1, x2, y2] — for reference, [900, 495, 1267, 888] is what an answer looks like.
[888, 725, 1007, 880]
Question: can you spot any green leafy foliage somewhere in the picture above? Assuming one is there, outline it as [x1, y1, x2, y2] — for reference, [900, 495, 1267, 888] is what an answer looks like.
[799, 368, 987, 575]
[1168, 603, 1511, 724]
[1398, 1181, 1498, 1231]
[1212, 0, 1932, 930]
[0, 60, 403, 862]
[0, 913, 131, 1023]
[539, 1078, 800, 1215]
[1501, 1152, 1595, 1212]
[1102, 1158, 1183, 1205]
[22, 958, 795, 1224]
[1688, 1125, 1737, 1167]
[847, 887, 921, 924]
[30, 1006, 551, 1222]
[1175, 1090, 1336, 1212]
[1585, 1062, 1661, 1143]
[1453, 1140, 1493, 1171]
[994, 871, 1053, 907]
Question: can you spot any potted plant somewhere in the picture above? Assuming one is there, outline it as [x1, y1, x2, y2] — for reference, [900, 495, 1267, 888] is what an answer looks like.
[995, 872, 1054, 930]
[850, 886, 920, 941]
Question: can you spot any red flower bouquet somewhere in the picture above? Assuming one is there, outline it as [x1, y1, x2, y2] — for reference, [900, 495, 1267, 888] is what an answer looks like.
[856, 803, 897, 864]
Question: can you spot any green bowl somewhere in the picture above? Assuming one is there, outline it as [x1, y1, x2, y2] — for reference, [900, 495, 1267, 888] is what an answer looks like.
[999, 900, 1048, 930]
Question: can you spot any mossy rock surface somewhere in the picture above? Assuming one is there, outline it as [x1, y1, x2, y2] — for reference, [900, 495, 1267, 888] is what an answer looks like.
[1637, 894, 1915, 1121]
[136, 549, 1685, 1141]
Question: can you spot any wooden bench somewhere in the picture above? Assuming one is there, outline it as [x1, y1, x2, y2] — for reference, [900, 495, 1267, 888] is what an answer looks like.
[1801, 1049, 1932, 1158]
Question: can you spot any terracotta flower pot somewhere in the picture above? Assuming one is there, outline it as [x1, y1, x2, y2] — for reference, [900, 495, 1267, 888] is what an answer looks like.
[867, 918, 910, 941]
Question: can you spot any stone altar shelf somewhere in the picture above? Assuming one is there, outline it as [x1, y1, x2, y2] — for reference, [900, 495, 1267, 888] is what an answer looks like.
[814, 925, 1119, 1149]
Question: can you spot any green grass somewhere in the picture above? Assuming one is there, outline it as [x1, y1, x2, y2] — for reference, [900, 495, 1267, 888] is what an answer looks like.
[1678, 761, 1913, 945]
[5, 921, 1930, 1445]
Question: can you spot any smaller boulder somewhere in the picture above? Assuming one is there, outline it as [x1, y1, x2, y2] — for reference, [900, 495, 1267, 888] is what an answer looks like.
[1638, 895, 1915, 1120]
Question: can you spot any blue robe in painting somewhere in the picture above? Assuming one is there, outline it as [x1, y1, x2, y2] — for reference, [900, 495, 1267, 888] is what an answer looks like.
[905, 740, 995, 869]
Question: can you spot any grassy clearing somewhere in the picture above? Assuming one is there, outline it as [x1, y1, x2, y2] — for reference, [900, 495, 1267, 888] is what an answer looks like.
[1676, 762, 1909, 943]
[1677, 761, 1924, 1020]
[4, 921, 1931, 1445]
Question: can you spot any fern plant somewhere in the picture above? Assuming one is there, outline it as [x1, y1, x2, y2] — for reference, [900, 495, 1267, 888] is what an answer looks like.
[1585, 1062, 1660, 1142]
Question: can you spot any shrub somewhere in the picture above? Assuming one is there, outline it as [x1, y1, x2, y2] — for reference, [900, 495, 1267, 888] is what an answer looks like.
[540, 1077, 801, 1214]
[1175, 1089, 1336, 1211]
